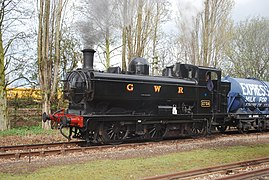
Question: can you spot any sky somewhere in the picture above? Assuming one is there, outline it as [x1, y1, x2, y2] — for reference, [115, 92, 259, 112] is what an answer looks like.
[233, 0, 269, 21]
[165, 0, 269, 34]
[170, 0, 269, 22]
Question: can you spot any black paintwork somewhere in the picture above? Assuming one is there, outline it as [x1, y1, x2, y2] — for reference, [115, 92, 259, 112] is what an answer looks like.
[64, 63, 227, 121]
[52, 50, 269, 144]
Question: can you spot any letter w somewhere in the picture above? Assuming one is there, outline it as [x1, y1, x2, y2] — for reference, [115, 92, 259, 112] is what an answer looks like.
[154, 85, 161, 93]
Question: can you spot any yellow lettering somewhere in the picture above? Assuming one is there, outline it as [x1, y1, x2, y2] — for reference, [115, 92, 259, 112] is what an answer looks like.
[178, 87, 184, 94]
[154, 85, 161, 93]
[126, 84, 134, 92]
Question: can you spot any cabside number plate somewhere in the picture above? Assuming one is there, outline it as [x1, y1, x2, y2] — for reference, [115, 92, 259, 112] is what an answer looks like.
[201, 100, 211, 108]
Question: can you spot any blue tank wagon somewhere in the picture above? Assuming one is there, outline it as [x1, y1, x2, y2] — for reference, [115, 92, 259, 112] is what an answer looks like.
[223, 76, 269, 132]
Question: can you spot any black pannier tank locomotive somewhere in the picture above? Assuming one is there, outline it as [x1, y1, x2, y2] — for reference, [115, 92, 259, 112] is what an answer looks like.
[43, 49, 269, 144]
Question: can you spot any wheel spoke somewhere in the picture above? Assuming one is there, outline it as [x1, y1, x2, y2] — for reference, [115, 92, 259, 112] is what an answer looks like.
[149, 128, 155, 134]
[107, 129, 113, 136]
[100, 122, 128, 144]
[151, 130, 156, 138]
[146, 124, 166, 140]
[109, 132, 113, 139]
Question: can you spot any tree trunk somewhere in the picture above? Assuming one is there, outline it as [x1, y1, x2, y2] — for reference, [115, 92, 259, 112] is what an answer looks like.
[38, 0, 51, 129]
[135, 0, 143, 57]
[51, 0, 63, 104]
[0, 31, 9, 130]
[202, 0, 210, 66]
[105, 27, 110, 69]
[127, 24, 133, 63]
[121, 0, 127, 72]
[152, 3, 160, 75]
[121, 27, 127, 72]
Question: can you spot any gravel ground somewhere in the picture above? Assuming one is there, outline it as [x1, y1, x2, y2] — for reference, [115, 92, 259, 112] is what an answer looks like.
[0, 132, 269, 174]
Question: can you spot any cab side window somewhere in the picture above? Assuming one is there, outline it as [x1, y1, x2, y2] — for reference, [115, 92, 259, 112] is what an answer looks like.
[205, 71, 218, 92]
[206, 72, 214, 91]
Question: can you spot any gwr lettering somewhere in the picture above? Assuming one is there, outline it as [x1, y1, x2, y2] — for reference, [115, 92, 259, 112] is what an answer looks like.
[154, 85, 161, 93]
[126, 84, 134, 92]
[178, 87, 184, 94]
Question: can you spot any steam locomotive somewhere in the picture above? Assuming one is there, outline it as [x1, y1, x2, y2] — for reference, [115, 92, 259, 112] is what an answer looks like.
[43, 49, 269, 144]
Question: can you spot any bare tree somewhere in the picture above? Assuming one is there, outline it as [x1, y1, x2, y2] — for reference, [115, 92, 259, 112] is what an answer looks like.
[158, 32, 185, 70]
[175, 1, 202, 65]
[151, 0, 170, 75]
[38, 0, 51, 129]
[176, 0, 234, 67]
[38, 0, 69, 129]
[51, 0, 65, 105]
[121, 0, 128, 71]
[0, 0, 34, 130]
[224, 17, 269, 81]
[126, 0, 151, 61]
[0, 0, 7, 130]
[201, 0, 234, 67]
[117, 0, 137, 71]
[77, 0, 120, 70]
[60, 24, 82, 79]
[125, 0, 169, 70]
[76, 0, 169, 72]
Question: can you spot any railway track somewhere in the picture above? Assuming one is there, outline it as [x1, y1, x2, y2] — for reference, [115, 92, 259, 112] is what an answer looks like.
[0, 141, 84, 160]
[143, 157, 269, 180]
[0, 141, 83, 152]
[218, 166, 269, 180]
[0, 141, 151, 160]
[0, 131, 267, 161]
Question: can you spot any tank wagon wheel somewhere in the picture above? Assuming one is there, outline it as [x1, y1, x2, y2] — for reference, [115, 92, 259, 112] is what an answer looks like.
[237, 125, 249, 134]
[99, 122, 128, 144]
[145, 124, 167, 141]
[257, 121, 266, 132]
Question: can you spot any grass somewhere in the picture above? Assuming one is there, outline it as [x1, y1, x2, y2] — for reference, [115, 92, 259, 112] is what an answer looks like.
[0, 144, 269, 180]
[0, 126, 55, 137]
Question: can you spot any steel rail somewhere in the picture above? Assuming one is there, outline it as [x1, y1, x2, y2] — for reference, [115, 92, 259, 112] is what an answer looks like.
[0, 141, 84, 152]
[0, 132, 268, 161]
[217, 166, 269, 180]
[0, 142, 150, 160]
[142, 157, 269, 180]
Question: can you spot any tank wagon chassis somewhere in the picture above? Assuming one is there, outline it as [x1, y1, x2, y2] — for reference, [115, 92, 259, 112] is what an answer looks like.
[220, 113, 269, 134]
[222, 110, 269, 134]
[42, 48, 269, 144]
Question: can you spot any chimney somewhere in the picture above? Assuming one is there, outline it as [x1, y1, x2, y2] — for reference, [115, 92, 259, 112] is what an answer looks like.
[82, 49, 96, 70]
